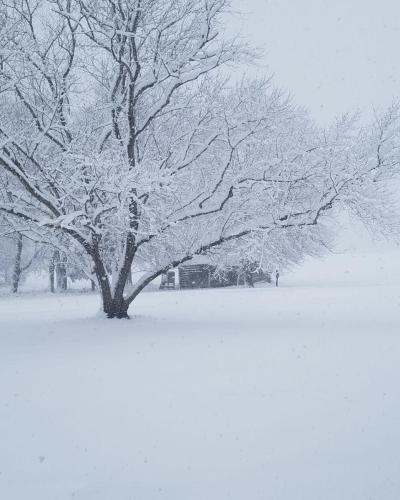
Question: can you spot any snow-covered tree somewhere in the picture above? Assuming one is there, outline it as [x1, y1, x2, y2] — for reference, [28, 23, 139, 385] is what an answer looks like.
[0, 217, 39, 292]
[0, 0, 399, 317]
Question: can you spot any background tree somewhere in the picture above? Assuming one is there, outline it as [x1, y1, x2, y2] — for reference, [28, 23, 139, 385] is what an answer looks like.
[0, 225, 39, 293]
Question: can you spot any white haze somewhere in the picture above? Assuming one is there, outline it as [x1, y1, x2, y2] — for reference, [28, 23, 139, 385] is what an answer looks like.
[231, 0, 400, 124]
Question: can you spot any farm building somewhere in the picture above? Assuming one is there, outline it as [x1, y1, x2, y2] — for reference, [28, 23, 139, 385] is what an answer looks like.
[160, 256, 271, 290]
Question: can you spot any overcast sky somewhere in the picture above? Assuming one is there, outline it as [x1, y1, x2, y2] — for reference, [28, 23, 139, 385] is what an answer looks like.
[229, 0, 400, 250]
[230, 0, 400, 124]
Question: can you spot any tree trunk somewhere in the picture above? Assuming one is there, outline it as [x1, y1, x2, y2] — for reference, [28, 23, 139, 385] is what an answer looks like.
[49, 259, 55, 293]
[107, 298, 130, 319]
[58, 264, 67, 290]
[90, 241, 159, 319]
[91, 246, 129, 318]
[101, 290, 130, 318]
[54, 250, 68, 291]
[11, 234, 23, 293]
[245, 272, 254, 288]
[127, 268, 132, 286]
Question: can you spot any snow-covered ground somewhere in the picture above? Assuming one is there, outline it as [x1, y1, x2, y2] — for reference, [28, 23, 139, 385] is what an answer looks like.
[1, 251, 400, 500]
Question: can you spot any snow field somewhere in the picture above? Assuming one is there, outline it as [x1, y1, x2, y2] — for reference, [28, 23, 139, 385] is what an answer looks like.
[1, 252, 400, 499]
